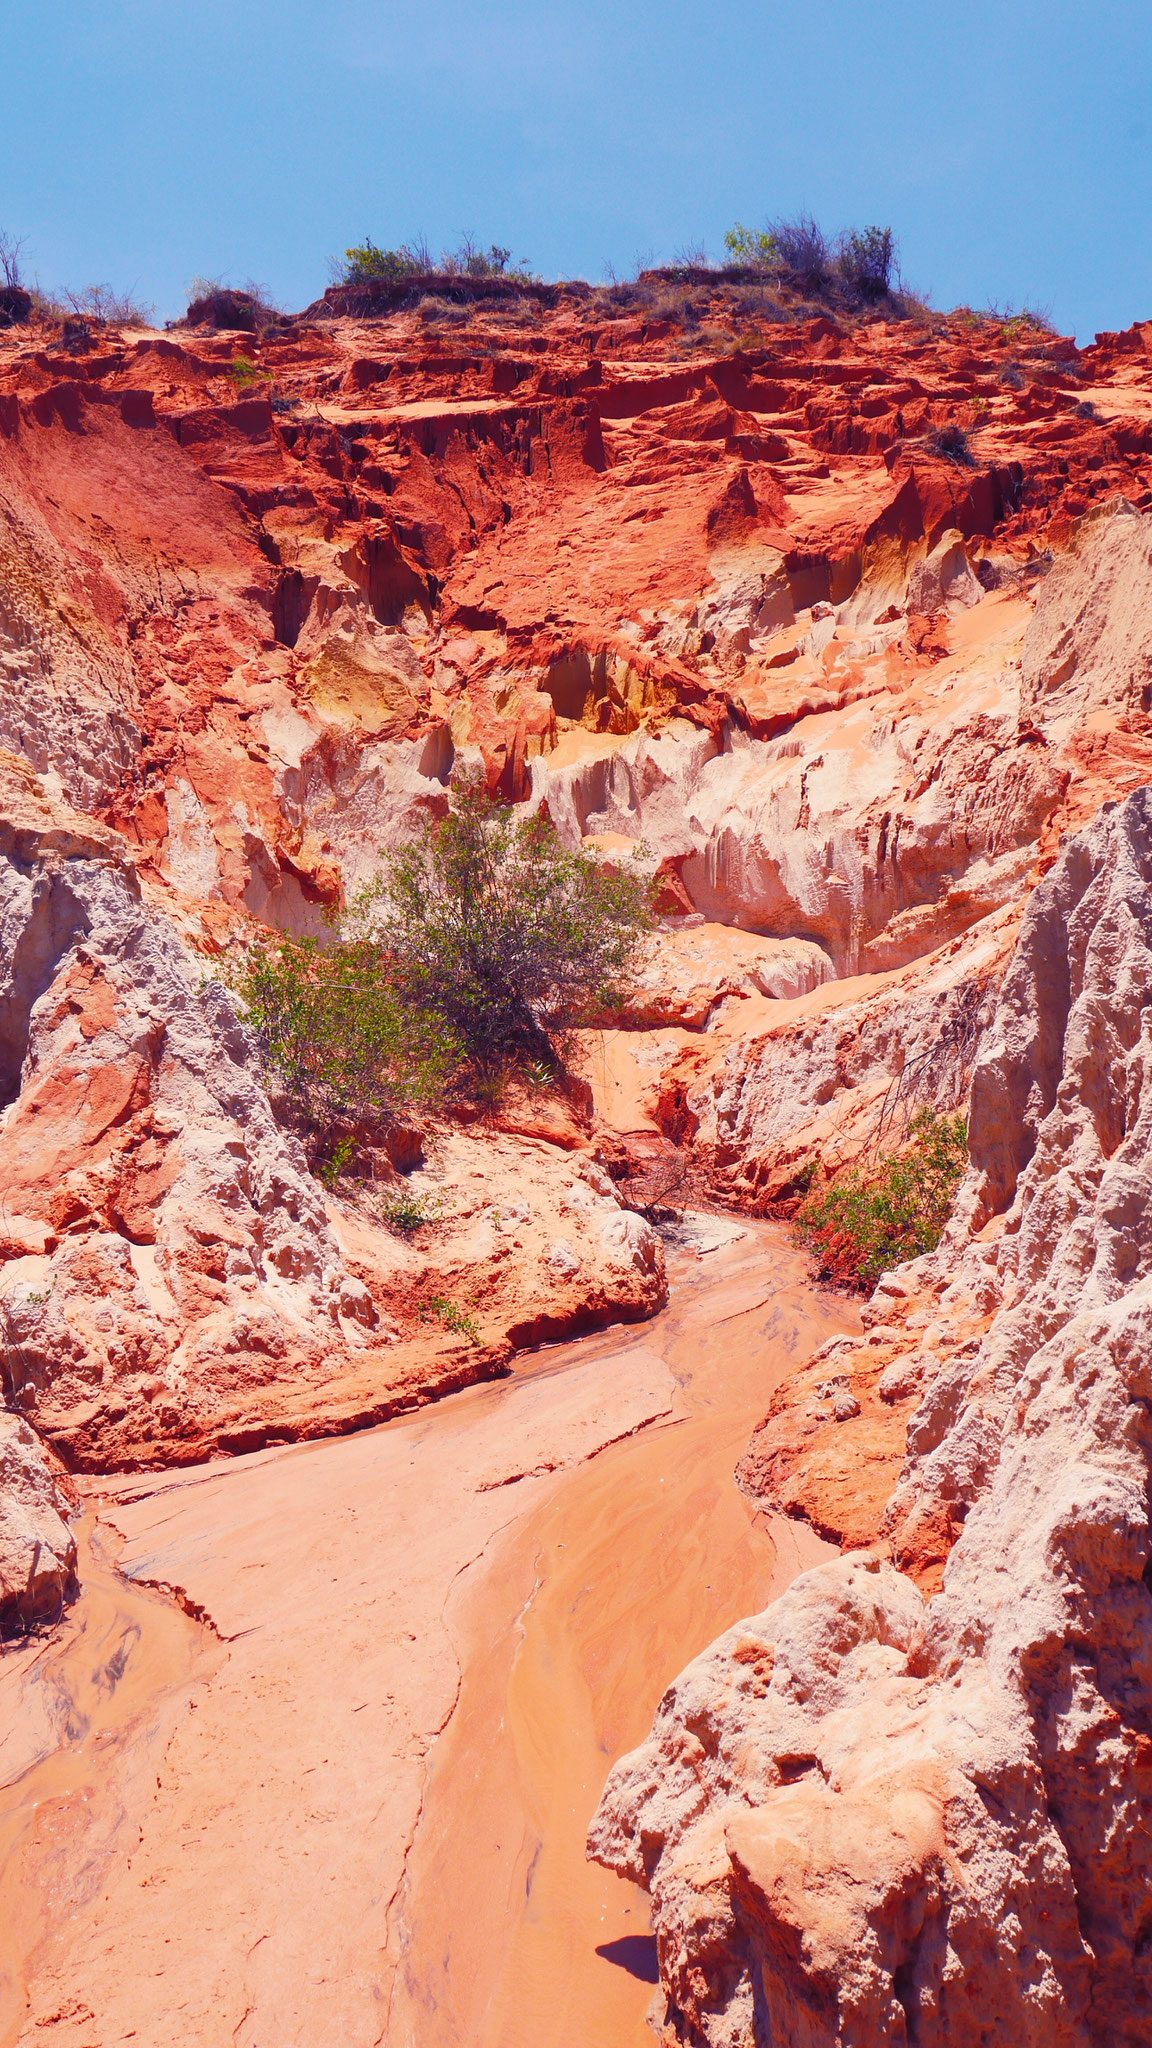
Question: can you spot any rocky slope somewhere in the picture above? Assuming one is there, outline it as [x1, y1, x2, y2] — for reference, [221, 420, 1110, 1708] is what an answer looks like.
[590, 780, 1152, 2045]
[0, 730, 661, 1468]
[4, 278, 1152, 2031]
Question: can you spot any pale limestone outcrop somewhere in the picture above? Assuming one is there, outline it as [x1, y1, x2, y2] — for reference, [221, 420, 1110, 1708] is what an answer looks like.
[906, 527, 984, 616]
[618, 922, 833, 1030]
[682, 920, 1005, 1204]
[1020, 497, 1152, 736]
[0, 609, 139, 816]
[612, 503, 1152, 1206]
[533, 607, 1063, 976]
[589, 785, 1152, 2047]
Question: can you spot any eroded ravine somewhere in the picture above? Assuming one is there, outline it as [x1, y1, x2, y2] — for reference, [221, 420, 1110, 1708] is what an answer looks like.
[0, 1224, 853, 2047]
[387, 1230, 848, 2047]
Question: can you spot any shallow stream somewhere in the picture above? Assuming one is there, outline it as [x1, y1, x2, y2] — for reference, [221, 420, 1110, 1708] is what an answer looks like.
[0, 1223, 853, 2047]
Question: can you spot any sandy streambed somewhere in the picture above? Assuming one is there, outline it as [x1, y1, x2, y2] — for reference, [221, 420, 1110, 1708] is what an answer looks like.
[0, 1225, 853, 2047]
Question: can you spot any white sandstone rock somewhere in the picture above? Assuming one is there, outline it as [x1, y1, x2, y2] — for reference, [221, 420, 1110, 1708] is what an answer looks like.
[589, 784, 1152, 2046]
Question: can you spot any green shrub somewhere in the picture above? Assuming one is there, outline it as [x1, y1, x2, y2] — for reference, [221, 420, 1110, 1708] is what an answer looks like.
[340, 236, 536, 287]
[316, 1137, 357, 1189]
[417, 1295, 481, 1342]
[460, 239, 511, 278]
[724, 223, 776, 268]
[440, 236, 537, 282]
[724, 216, 898, 305]
[342, 240, 424, 286]
[990, 305, 1055, 343]
[798, 1108, 968, 1292]
[365, 778, 654, 1079]
[237, 785, 651, 1161]
[230, 352, 270, 391]
[381, 1190, 442, 1235]
[725, 215, 832, 289]
[236, 930, 460, 1154]
[769, 214, 831, 290]
[836, 226, 894, 299]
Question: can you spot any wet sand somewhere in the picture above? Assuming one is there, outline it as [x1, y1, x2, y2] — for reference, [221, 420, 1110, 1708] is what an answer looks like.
[0, 1516, 211, 2044]
[0, 1224, 853, 2046]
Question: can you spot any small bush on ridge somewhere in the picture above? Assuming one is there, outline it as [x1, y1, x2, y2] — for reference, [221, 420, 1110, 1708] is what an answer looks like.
[770, 214, 832, 290]
[25, 278, 153, 327]
[339, 234, 537, 290]
[836, 226, 894, 299]
[342, 240, 423, 287]
[724, 216, 829, 285]
[62, 282, 154, 325]
[185, 278, 281, 332]
[928, 420, 976, 466]
[0, 232, 24, 289]
[724, 216, 894, 303]
[441, 235, 512, 278]
[0, 232, 32, 325]
[798, 1107, 968, 1292]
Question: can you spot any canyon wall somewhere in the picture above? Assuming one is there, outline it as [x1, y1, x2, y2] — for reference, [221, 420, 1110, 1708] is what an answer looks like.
[5, 284, 1152, 2032]
[589, 731, 1152, 2039]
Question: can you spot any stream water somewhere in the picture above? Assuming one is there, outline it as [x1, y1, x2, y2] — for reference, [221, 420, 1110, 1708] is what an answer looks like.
[0, 1223, 854, 2047]
[0, 1516, 211, 2044]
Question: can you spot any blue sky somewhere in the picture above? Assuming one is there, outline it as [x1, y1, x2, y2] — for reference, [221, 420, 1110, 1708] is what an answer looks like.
[2, 0, 1149, 339]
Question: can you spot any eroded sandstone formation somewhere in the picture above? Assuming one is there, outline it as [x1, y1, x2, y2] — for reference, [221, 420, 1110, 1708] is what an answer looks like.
[589, 784, 1152, 2043]
[5, 277, 1152, 2033]
[0, 755, 663, 1473]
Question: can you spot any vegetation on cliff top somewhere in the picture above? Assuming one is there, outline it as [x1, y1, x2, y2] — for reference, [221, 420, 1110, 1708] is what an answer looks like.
[3, 213, 1067, 340]
[798, 1107, 969, 1291]
[723, 216, 896, 301]
[0, 234, 153, 328]
[338, 234, 538, 290]
[333, 213, 902, 318]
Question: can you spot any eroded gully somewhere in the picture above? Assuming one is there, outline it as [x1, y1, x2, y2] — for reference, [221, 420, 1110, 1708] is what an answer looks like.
[0, 1222, 855, 2047]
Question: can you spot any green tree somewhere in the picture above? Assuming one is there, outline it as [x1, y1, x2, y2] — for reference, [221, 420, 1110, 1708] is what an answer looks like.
[798, 1108, 968, 1292]
[236, 930, 459, 1157]
[367, 781, 654, 1078]
[342, 240, 422, 287]
[724, 223, 777, 268]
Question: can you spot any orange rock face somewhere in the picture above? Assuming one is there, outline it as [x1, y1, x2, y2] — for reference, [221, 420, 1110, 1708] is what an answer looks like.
[2, 284, 1152, 1608]
[7, 281, 1152, 2039]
